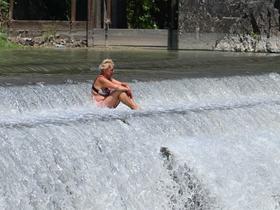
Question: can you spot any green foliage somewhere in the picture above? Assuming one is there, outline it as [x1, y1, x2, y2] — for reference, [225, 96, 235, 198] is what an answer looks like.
[0, 0, 9, 23]
[250, 31, 259, 40]
[0, 0, 20, 48]
[127, 0, 169, 29]
[0, 32, 19, 48]
[1, 0, 169, 29]
[127, 0, 154, 29]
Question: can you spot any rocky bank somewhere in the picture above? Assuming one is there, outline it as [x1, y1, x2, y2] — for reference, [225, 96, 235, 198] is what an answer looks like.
[179, 0, 280, 52]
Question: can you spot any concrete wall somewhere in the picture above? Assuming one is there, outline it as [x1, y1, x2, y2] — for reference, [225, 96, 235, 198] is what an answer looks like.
[8, 20, 168, 47]
[101, 29, 167, 47]
[8, 20, 86, 37]
[69, 29, 168, 47]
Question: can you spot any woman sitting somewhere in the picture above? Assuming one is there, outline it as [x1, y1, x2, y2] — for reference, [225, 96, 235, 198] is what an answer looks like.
[92, 59, 139, 110]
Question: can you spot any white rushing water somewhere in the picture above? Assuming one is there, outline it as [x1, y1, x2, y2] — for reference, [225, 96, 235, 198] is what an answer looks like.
[0, 73, 280, 210]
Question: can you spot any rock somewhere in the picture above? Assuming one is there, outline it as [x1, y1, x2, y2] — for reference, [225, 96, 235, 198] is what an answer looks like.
[17, 37, 35, 46]
[266, 34, 280, 52]
[33, 37, 44, 45]
[255, 37, 267, 52]
[179, 0, 280, 52]
[55, 44, 65, 48]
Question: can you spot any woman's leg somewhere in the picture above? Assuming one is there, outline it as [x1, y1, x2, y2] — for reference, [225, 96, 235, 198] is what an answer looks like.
[103, 90, 139, 109]
[118, 92, 139, 109]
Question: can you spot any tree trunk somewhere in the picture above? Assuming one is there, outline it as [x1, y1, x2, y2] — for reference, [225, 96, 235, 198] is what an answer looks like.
[71, 0, 77, 22]
[9, 0, 14, 20]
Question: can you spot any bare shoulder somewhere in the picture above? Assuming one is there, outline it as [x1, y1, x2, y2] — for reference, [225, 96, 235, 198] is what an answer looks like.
[97, 76, 115, 87]
[95, 75, 105, 82]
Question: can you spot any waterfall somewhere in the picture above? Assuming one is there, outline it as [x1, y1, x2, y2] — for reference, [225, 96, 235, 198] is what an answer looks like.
[0, 73, 280, 210]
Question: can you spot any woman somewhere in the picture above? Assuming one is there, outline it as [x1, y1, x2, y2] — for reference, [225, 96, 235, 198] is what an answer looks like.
[92, 59, 139, 110]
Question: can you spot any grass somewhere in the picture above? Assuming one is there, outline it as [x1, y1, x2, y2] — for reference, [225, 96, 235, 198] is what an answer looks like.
[0, 32, 20, 48]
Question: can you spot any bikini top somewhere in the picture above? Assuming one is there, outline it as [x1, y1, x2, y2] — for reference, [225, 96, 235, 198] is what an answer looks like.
[92, 76, 111, 97]
[92, 85, 110, 97]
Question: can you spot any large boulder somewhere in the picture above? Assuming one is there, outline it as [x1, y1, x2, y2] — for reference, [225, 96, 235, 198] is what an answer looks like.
[179, 0, 280, 52]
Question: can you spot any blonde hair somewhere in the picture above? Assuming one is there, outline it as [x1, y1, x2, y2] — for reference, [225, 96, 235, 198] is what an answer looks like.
[99, 59, 114, 71]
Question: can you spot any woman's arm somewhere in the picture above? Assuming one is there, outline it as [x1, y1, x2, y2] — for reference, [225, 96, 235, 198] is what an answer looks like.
[112, 79, 130, 88]
[111, 79, 133, 98]
[111, 78, 124, 85]
[98, 77, 128, 91]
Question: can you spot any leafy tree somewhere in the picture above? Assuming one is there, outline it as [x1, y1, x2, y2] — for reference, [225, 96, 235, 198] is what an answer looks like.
[127, 0, 169, 29]
[0, 0, 9, 24]
[1, 0, 169, 29]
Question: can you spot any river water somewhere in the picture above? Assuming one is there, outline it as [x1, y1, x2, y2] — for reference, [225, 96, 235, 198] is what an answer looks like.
[0, 48, 280, 210]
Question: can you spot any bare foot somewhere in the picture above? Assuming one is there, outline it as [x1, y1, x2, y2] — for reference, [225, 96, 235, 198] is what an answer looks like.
[132, 104, 140, 110]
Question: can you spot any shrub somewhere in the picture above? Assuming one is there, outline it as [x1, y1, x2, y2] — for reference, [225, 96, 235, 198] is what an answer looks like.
[0, 0, 9, 24]
[0, 31, 19, 48]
